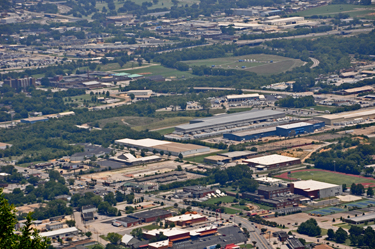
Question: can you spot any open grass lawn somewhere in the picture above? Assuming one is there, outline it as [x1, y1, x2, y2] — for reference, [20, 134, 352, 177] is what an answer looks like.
[302, 105, 338, 112]
[99, 61, 145, 71]
[296, 4, 374, 16]
[283, 170, 375, 186]
[154, 127, 176, 136]
[240, 245, 254, 248]
[203, 196, 235, 205]
[224, 207, 240, 214]
[132, 116, 194, 131]
[140, 224, 161, 231]
[114, 64, 196, 79]
[184, 54, 304, 75]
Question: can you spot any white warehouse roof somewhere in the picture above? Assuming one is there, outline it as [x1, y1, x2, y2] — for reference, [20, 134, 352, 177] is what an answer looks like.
[165, 214, 205, 222]
[277, 122, 312, 129]
[293, 180, 339, 192]
[243, 154, 299, 166]
[226, 93, 260, 100]
[39, 227, 78, 238]
[115, 138, 171, 147]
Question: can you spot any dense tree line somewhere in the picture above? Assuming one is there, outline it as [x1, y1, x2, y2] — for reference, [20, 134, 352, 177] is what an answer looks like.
[350, 183, 365, 195]
[297, 218, 321, 237]
[309, 137, 375, 175]
[28, 2, 58, 13]
[275, 96, 315, 108]
[347, 225, 375, 247]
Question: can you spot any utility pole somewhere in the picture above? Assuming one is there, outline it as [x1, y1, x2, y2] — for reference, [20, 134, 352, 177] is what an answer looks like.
[333, 160, 336, 172]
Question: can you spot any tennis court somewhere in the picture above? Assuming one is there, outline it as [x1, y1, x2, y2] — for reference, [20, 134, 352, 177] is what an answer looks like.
[309, 206, 346, 216]
[347, 200, 375, 208]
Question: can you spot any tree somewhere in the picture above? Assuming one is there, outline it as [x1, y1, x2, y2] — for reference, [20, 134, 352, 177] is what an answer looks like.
[0, 188, 49, 249]
[367, 187, 374, 197]
[297, 218, 321, 237]
[107, 232, 122, 244]
[335, 227, 348, 243]
[85, 231, 92, 238]
[131, 228, 143, 240]
[327, 229, 335, 240]
[66, 220, 75, 227]
[342, 184, 347, 192]
[176, 165, 183, 171]
[129, 93, 135, 100]
[178, 153, 183, 160]
[89, 63, 97, 71]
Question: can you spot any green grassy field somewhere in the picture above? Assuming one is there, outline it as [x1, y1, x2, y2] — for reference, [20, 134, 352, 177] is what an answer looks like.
[95, 0, 199, 13]
[302, 105, 338, 112]
[184, 150, 227, 162]
[284, 170, 375, 186]
[296, 4, 375, 17]
[184, 54, 304, 75]
[154, 127, 176, 135]
[224, 207, 240, 214]
[203, 196, 235, 205]
[114, 64, 196, 79]
[132, 116, 194, 131]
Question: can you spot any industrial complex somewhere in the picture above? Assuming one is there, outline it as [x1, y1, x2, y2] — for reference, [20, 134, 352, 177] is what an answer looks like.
[114, 138, 210, 156]
[223, 120, 325, 141]
[315, 108, 375, 126]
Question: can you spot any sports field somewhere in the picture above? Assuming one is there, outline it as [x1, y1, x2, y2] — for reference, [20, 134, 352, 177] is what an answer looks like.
[184, 54, 305, 75]
[276, 169, 375, 186]
[296, 4, 375, 18]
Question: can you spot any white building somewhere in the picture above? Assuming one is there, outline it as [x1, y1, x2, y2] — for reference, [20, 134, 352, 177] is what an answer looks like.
[293, 180, 342, 199]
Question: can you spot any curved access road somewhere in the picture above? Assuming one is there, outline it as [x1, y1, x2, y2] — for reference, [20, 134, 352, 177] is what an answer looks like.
[309, 57, 320, 69]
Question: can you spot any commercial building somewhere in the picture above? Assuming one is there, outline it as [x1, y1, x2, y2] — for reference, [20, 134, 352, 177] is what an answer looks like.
[111, 153, 161, 166]
[223, 120, 325, 141]
[144, 226, 218, 243]
[218, 151, 257, 160]
[288, 238, 305, 249]
[0, 142, 12, 150]
[128, 209, 172, 223]
[165, 213, 207, 226]
[46, 222, 64, 230]
[231, 8, 259, 16]
[175, 110, 285, 134]
[204, 155, 231, 165]
[226, 93, 261, 102]
[113, 216, 140, 227]
[293, 180, 342, 199]
[127, 90, 154, 100]
[39, 227, 79, 239]
[340, 86, 373, 95]
[20, 116, 49, 124]
[242, 183, 302, 209]
[276, 121, 325, 137]
[3, 77, 35, 89]
[243, 154, 301, 170]
[345, 212, 375, 224]
[183, 185, 216, 198]
[114, 138, 210, 156]
[263, 17, 304, 25]
[316, 108, 375, 125]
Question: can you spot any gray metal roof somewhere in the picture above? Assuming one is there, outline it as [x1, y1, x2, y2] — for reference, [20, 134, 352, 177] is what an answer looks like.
[219, 151, 257, 158]
[346, 212, 375, 223]
[175, 110, 284, 131]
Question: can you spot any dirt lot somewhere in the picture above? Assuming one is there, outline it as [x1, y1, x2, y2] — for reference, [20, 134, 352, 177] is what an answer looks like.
[255, 138, 320, 153]
[338, 126, 375, 136]
[309, 133, 347, 141]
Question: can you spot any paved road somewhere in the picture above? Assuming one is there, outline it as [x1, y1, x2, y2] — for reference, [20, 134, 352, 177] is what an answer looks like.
[309, 57, 320, 69]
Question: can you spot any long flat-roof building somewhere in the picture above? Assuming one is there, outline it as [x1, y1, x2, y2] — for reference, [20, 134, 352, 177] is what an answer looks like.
[243, 154, 301, 169]
[293, 180, 342, 199]
[175, 110, 285, 134]
[315, 108, 375, 125]
[114, 138, 209, 156]
[345, 212, 375, 224]
[226, 93, 261, 102]
[39, 227, 79, 239]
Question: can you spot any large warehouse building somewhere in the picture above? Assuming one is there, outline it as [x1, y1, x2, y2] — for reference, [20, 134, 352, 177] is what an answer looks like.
[243, 154, 301, 170]
[226, 93, 262, 102]
[114, 138, 210, 156]
[316, 108, 375, 125]
[174, 110, 285, 134]
[293, 180, 342, 199]
[223, 120, 325, 141]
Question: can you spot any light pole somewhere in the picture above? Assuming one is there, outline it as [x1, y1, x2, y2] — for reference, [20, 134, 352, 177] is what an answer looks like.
[333, 160, 336, 172]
